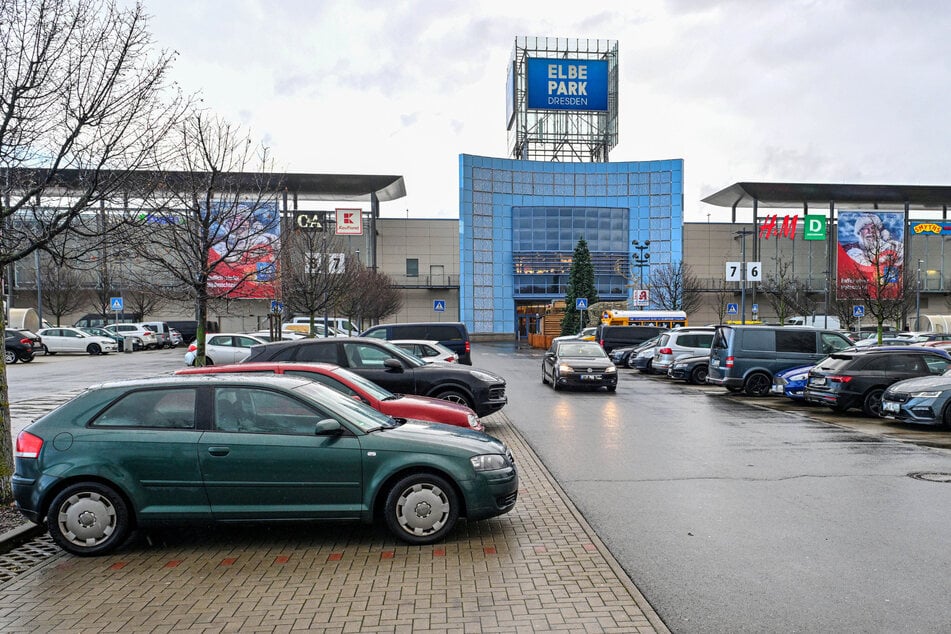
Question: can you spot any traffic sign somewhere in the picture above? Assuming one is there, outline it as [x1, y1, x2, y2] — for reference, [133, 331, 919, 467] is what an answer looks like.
[726, 303, 739, 315]
[110, 297, 123, 312]
[433, 300, 446, 312]
[270, 300, 283, 314]
[575, 297, 588, 311]
[853, 305, 865, 318]
[751, 303, 759, 314]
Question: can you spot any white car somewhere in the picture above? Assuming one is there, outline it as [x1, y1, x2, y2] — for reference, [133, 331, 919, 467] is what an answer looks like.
[183, 333, 268, 366]
[390, 339, 459, 363]
[36, 327, 118, 355]
[104, 323, 159, 349]
[250, 330, 308, 342]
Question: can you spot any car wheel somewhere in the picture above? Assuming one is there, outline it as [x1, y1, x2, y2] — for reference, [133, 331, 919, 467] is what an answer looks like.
[552, 372, 561, 390]
[384, 473, 460, 545]
[942, 403, 951, 428]
[689, 365, 708, 385]
[46, 350, 57, 355]
[86, 343, 102, 355]
[541, 368, 548, 384]
[862, 388, 886, 417]
[4, 350, 17, 364]
[743, 372, 772, 397]
[434, 389, 473, 410]
[606, 384, 617, 392]
[46, 482, 130, 556]
[19, 354, 34, 363]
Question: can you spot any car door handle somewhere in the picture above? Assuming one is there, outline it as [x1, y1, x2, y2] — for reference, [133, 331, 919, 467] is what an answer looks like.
[207, 446, 230, 456]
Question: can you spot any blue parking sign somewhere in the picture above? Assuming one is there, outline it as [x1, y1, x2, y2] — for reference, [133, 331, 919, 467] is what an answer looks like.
[726, 303, 738, 315]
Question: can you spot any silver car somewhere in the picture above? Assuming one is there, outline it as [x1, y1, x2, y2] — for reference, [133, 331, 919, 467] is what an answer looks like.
[652, 328, 715, 374]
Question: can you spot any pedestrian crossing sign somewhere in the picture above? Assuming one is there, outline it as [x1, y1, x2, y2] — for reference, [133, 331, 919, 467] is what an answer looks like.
[433, 300, 446, 312]
[110, 297, 123, 311]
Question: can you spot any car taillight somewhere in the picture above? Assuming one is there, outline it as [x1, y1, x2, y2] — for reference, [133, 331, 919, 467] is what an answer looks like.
[15, 431, 43, 459]
[659, 347, 672, 355]
[19, 338, 31, 345]
[187, 343, 197, 352]
[447, 356, 456, 362]
[828, 375, 853, 383]
[725, 356, 734, 368]
[465, 341, 470, 354]
[599, 339, 605, 347]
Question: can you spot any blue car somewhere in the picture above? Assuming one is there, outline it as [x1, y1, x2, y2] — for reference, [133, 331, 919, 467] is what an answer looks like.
[771, 364, 815, 400]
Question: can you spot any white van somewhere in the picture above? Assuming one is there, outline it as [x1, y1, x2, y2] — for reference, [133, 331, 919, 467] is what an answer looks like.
[287, 316, 358, 334]
[785, 315, 841, 330]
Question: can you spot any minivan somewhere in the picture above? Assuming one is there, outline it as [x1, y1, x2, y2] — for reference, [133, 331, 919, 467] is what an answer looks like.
[595, 325, 665, 354]
[707, 325, 853, 396]
[141, 321, 175, 348]
[360, 322, 471, 365]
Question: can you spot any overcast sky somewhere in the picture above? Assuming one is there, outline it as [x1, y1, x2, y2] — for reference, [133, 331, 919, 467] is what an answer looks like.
[139, 0, 951, 222]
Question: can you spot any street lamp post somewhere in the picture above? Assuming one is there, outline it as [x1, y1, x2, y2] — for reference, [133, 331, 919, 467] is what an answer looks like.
[632, 239, 650, 309]
[733, 229, 754, 325]
[916, 258, 923, 331]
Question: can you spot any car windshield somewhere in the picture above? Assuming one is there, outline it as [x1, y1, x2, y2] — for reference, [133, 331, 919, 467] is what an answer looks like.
[291, 381, 395, 432]
[559, 342, 606, 358]
[377, 340, 426, 368]
[332, 367, 397, 400]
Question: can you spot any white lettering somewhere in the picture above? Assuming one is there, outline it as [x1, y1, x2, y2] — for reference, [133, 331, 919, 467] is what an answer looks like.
[548, 64, 558, 78]
[548, 80, 557, 93]
[547, 96, 589, 106]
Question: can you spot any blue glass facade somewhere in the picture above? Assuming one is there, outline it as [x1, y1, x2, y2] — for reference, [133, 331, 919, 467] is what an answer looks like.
[459, 154, 683, 335]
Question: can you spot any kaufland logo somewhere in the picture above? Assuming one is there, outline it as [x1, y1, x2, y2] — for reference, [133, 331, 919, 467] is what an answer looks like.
[335, 208, 363, 235]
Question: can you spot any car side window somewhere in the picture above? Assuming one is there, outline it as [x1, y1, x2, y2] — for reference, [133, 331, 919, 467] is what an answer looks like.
[214, 387, 325, 435]
[924, 356, 951, 374]
[295, 343, 338, 363]
[820, 333, 851, 354]
[363, 329, 387, 340]
[93, 389, 197, 429]
[344, 343, 395, 369]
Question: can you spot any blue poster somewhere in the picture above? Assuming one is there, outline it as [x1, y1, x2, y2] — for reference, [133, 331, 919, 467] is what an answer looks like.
[526, 58, 608, 111]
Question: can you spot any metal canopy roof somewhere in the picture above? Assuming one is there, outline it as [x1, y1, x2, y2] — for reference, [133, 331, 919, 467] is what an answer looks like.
[702, 182, 951, 211]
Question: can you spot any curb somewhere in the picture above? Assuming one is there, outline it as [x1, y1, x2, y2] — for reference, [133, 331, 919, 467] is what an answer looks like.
[0, 521, 45, 555]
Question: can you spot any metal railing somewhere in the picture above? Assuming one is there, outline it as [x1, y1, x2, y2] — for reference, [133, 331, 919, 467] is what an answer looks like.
[388, 274, 459, 289]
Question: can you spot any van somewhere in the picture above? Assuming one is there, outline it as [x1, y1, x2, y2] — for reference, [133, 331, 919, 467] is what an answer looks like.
[707, 325, 853, 396]
[360, 322, 471, 365]
[289, 316, 358, 334]
[594, 325, 664, 354]
[785, 315, 842, 330]
[141, 321, 175, 348]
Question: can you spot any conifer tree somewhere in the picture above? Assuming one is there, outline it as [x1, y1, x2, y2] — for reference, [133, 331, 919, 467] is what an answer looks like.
[560, 237, 599, 335]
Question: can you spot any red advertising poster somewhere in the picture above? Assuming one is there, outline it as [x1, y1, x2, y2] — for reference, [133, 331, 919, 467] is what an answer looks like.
[207, 201, 281, 299]
[836, 211, 904, 299]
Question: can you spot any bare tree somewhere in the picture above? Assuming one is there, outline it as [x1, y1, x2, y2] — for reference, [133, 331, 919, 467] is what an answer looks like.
[710, 281, 732, 325]
[649, 262, 702, 314]
[281, 227, 358, 334]
[0, 0, 186, 500]
[122, 285, 162, 322]
[759, 258, 817, 324]
[122, 113, 282, 366]
[337, 265, 403, 326]
[40, 266, 86, 326]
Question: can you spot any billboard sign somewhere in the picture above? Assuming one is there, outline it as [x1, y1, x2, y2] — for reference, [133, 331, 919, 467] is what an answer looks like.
[207, 200, 280, 299]
[911, 221, 951, 236]
[335, 208, 363, 235]
[526, 58, 608, 111]
[836, 211, 904, 299]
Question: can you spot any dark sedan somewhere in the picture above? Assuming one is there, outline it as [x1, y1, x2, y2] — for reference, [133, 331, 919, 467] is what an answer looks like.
[804, 347, 951, 416]
[667, 354, 709, 384]
[541, 340, 617, 391]
[243, 337, 506, 417]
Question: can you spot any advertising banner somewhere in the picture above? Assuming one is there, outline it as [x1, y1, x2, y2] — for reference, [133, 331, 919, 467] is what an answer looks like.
[911, 221, 951, 236]
[208, 200, 280, 299]
[526, 58, 608, 111]
[836, 211, 904, 299]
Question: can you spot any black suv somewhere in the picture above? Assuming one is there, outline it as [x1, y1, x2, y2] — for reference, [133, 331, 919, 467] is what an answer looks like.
[243, 337, 506, 417]
[804, 347, 951, 416]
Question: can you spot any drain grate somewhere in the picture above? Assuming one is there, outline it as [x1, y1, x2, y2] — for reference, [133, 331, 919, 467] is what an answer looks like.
[908, 472, 951, 483]
[0, 534, 60, 585]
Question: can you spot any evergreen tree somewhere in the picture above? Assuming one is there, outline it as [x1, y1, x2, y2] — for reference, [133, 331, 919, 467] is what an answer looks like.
[560, 237, 599, 335]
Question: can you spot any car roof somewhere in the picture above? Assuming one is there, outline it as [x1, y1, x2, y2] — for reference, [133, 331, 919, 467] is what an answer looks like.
[177, 361, 340, 375]
[94, 373, 315, 392]
[842, 345, 951, 357]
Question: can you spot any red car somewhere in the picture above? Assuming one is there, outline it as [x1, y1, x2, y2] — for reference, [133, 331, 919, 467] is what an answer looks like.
[176, 362, 484, 431]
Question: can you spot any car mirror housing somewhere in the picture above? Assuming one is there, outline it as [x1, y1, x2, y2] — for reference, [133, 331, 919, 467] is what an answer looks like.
[384, 358, 403, 372]
[314, 418, 343, 435]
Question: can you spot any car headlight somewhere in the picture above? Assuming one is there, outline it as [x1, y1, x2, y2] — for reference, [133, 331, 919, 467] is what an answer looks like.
[467, 413, 480, 428]
[470, 454, 510, 471]
[605, 365, 617, 373]
[469, 370, 500, 383]
[558, 363, 574, 373]
[673, 362, 686, 369]
[911, 391, 943, 398]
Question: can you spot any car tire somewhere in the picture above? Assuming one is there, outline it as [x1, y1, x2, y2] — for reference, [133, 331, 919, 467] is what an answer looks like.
[434, 389, 473, 410]
[4, 350, 17, 364]
[46, 482, 131, 556]
[86, 343, 102, 355]
[46, 351, 57, 355]
[606, 384, 617, 392]
[689, 365, 708, 385]
[541, 370, 548, 385]
[19, 354, 34, 363]
[383, 472, 460, 545]
[743, 372, 772, 397]
[942, 403, 951, 428]
[862, 388, 885, 417]
[552, 373, 561, 390]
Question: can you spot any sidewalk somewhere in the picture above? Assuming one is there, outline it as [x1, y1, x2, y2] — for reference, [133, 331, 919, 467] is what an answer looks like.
[0, 410, 667, 633]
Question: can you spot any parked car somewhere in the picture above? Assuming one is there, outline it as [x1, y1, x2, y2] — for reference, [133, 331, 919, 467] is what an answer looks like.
[595, 325, 664, 354]
[391, 339, 458, 363]
[630, 336, 664, 372]
[708, 325, 854, 396]
[770, 364, 816, 400]
[8, 328, 46, 356]
[651, 328, 715, 374]
[104, 323, 159, 350]
[4, 331, 36, 364]
[804, 347, 951, 416]
[81, 327, 142, 352]
[552, 326, 598, 343]
[881, 368, 951, 426]
[361, 322, 472, 365]
[12, 374, 518, 555]
[541, 339, 617, 392]
[168, 328, 184, 347]
[282, 322, 341, 338]
[35, 327, 118, 355]
[242, 337, 506, 417]
[608, 345, 636, 367]
[184, 333, 268, 366]
[250, 330, 307, 342]
[288, 316, 358, 334]
[165, 320, 219, 345]
[141, 321, 176, 348]
[177, 362, 483, 431]
[667, 354, 710, 385]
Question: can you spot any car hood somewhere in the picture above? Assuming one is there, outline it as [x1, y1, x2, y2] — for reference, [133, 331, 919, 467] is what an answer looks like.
[560, 356, 613, 366]
[363, 420, 505, 455]
[412, 363, 505, 384]
[379, 394, 475, 425]
[887, 375, 951, 393]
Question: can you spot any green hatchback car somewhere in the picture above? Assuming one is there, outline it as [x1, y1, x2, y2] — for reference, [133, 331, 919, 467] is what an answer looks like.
[13, 374, 518, 556]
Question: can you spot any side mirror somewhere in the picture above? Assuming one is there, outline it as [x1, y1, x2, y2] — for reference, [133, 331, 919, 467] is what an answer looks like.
[314, 418, 343, 435]
[383, 358, 403, 372]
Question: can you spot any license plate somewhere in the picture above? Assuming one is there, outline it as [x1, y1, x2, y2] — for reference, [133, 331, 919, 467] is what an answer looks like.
[580, 374, 602, 381]
[810, 377, 826, 386]
[882, 401, 900, 413]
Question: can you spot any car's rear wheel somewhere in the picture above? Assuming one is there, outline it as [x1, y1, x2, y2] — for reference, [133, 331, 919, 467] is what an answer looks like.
[19, 354, 34, 363]
[862, 388, 885, 417]
[689, 365, 708, 385]
[384, 473, 459, 545]
[942, 403, 951, 428]
[86, 343, 102, 355]
[4, 350, 17, 364]
[47, 482, 130, 556]
[743, 372, 772, 397]
[434, 388, 473, 410]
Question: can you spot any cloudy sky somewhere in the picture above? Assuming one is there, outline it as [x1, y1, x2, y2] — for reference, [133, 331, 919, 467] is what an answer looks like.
[139, 0, 951, 222]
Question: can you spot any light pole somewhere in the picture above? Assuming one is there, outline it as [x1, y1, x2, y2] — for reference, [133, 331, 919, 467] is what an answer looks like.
[733, 229, 754, 325]
[916, 258, 923, 331]
[632, 239, 650, 309]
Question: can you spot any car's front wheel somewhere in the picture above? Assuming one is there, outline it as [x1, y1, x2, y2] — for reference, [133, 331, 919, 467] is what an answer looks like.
[19, 354, 34, 363]
[384, 473, 460, 545]
[689, 365, 709, 385]
[743, 372, 772, 397]
[46, 482, 131, 556]
[4, 349, 17, 364]
[86, 343, 102, 355]
[434, 388, 473, 410]
[862, 388, 885, 417]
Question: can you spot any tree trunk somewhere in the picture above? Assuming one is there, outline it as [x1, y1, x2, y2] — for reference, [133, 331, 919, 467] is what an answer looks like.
[0, 322, 13, 503]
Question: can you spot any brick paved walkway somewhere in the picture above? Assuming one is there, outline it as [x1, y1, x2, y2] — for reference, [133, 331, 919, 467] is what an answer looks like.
[0, 411, 667, 633]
